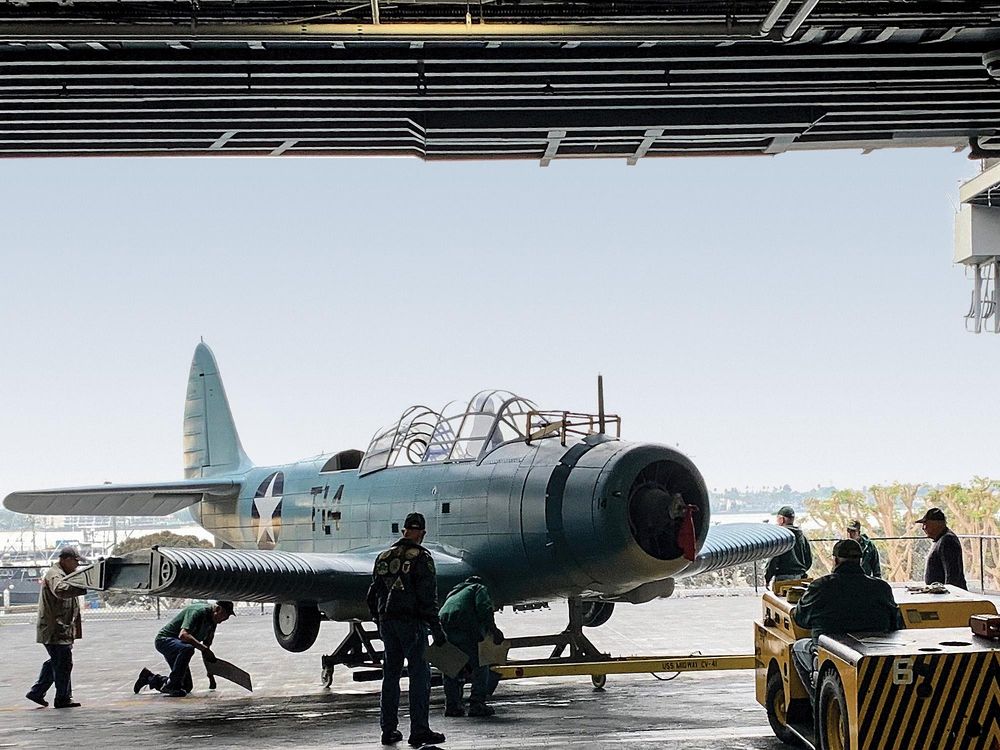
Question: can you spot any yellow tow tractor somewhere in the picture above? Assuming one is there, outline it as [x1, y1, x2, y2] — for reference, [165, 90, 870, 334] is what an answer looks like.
[755, 581, 1000, 750]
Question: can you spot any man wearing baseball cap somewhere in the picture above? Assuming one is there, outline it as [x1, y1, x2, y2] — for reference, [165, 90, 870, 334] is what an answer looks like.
[26, 547, 88, 708]
[367, 512, 447, 748]
[916, 507, 967, 590]
[790, 539, 898, 702]
[764, 506, 813, 587]
[846, 520, 882, 578]
[133, 600, 235, 697]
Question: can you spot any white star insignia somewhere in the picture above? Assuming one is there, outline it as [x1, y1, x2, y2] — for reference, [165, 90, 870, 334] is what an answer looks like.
[253, 474, 283, 546]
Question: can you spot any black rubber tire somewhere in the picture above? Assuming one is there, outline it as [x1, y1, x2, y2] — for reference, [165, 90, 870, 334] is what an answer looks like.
[580, 601, 615, 628]
[273, 602, 322, 652]
[765, 670, 808, 747]
[818, 669, 851, 750]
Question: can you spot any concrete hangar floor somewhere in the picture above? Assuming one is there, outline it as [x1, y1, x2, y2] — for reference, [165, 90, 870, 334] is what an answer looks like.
[1, 595, 780, 750]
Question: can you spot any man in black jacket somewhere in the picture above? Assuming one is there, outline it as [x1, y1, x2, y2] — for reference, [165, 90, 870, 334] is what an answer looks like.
[791, 539, 898, 702]
[367, 512, 447, 748]
[917, 507, 968, 590]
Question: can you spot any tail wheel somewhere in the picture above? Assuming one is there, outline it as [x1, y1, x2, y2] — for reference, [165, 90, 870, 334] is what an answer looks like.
[818, 669, 851, 750]
[765, 670, 808, 747]
[273, 602, 321, 652]
[580, 601, 615, 628]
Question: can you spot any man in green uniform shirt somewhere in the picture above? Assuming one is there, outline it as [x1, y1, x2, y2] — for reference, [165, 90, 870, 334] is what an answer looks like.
[439, 575, 503, 718]
[133, 600, 235, 697]
[790, 539, 898, 702]
[764, 506, 813, 587]
[846, 519, 882, 578]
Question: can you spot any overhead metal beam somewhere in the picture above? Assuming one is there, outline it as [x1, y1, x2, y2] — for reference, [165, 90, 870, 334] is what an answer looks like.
[0, 17, 997, 163]
[759, 0, 793, 37]
[863, 27, 899, 44]
[781, 0, 821, 42]
[209, 130, 237, 149]
[627, 128, 662, 165]
[0, 20, 762, 43]
[270, 139, 298, 155]
[540, 129, 564, 167]
[764, 133, 797, 154]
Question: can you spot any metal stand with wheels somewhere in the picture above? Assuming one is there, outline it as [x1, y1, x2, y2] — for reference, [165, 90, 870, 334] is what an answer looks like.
[504, 598, 607, 662]
[320, 620, 383, 687]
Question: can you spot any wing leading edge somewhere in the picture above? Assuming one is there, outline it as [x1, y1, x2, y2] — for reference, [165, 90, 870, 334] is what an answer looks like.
[3, 479, 240, 517]
[678, 523, 796, 579]
[65, 544, 473, 619]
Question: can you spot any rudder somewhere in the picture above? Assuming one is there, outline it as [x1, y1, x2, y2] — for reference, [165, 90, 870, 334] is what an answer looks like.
[184, 343, 252, 478]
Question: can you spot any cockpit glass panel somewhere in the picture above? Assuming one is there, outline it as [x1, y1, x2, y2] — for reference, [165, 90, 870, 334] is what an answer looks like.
[359, 391, 542, 474]
[358, 405, 440, 476]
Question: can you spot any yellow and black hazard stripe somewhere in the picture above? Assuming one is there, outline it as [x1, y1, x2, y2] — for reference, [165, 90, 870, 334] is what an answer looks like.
[857, 651, 1000, 750]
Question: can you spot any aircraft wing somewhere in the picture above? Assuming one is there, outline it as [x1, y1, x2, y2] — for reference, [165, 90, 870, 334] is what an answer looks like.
[63, 544, 474, 608]
[678, 523, 796, 578]
[3, 479, 239, 516]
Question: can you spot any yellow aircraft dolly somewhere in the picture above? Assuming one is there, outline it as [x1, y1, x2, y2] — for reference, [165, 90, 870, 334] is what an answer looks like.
[492, 653, 755, 690]
[756, 581, 1000, 750]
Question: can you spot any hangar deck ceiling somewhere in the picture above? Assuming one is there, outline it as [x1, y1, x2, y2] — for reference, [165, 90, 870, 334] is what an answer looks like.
[1, 2, 1000, 161]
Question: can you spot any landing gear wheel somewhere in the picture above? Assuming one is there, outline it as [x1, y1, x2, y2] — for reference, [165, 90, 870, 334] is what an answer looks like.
[765, 670, 807, 747]
[591, 674, 607, 690]
[273, 602, 321, 653]
[321, 662, 334, 689]
[818, 670, 850, 750]
[580, 602, 615, 628]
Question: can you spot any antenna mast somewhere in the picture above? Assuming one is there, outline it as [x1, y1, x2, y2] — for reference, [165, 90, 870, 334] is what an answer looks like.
[597, 374, 606, 434]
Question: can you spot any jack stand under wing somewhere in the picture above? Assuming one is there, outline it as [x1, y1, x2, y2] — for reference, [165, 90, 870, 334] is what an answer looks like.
[321, 620, 384, 688]
[504, 598, 607, 662]
[319, 598, 607, 689]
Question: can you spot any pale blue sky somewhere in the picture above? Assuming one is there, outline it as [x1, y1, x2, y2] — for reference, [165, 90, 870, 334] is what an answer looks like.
[0, 149, 994, 495]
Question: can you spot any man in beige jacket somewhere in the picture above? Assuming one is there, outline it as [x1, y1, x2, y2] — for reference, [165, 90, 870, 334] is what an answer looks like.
[26, 547, 87, 708]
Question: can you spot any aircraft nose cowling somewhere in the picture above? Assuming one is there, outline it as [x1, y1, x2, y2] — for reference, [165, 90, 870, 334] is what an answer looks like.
[557, 441, 711, 595]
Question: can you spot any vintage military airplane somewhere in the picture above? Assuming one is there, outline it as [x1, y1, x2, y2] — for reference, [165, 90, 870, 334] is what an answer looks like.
[4, 343, 792, 668]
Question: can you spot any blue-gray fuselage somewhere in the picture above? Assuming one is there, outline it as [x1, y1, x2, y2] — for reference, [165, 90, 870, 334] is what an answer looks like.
[197, 436, 709, 612]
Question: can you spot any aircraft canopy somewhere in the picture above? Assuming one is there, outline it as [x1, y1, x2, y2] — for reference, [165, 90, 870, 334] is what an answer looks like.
[359, 391, 539, 475]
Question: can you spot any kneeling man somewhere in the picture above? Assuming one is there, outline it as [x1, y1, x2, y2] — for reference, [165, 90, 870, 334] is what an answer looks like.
[134, 600, 234, 697]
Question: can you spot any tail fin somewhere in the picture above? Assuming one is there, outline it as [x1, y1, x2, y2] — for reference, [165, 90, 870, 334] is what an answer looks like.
[184, 343, 252, 478]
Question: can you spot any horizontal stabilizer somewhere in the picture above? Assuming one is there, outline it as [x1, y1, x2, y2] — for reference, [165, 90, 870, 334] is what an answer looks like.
[3, 479, 239, 517]
[64, 543, 473, 611]
[678, 523, 795, 579]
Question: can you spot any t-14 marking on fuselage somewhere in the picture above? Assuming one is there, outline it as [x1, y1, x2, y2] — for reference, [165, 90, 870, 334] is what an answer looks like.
[310, 483, 344, 535]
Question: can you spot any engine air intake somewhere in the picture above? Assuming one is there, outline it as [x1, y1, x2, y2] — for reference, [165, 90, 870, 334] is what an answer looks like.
[627, 459, 708, 561]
